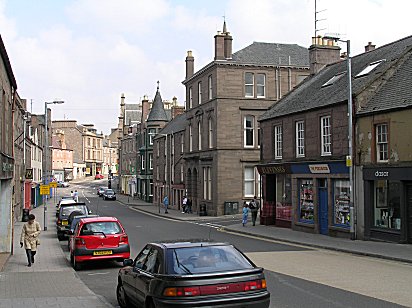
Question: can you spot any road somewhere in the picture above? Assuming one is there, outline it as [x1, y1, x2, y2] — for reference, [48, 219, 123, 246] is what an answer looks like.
[57, 181, 411, 308]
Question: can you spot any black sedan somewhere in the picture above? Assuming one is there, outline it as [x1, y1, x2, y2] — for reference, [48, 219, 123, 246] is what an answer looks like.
[117, 240, 270, 308]
[103, 189, 116, 200]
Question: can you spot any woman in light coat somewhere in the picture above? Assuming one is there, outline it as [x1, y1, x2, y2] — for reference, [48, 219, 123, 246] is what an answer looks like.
[20, 214, 41, 267]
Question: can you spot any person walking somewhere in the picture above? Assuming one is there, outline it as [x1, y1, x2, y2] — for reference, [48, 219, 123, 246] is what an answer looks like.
[242, 201, 249, 227]
[70, 190, 74, 199]
[250, 196, 259, 226]
[163, 195, 169, 214]
[182, 196, 187, 213]
[74, 190, 79, 202]
[20, 214, 41, 267]
[187, 198, 192, 214]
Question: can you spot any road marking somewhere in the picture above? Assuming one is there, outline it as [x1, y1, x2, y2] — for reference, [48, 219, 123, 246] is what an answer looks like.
[87, 272, 110, 276]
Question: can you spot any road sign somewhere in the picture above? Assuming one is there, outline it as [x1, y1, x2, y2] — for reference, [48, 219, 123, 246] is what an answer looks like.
[40, 185, 50, 195]
[49, 182, 57, 188]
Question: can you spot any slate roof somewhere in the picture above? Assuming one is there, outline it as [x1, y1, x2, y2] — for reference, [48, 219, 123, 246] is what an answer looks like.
[260, 35, 412, 121]
[232, 42, 309, 67]
[155, 113, 186, 139]
[124, 103, 142, 125]
[147, 87, 168, 122]
[0, 35, 17, 89]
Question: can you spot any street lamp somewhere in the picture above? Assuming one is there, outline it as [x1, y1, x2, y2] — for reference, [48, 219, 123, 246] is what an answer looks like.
[43, 100, 64, 231]
[323, 34, 355, 240]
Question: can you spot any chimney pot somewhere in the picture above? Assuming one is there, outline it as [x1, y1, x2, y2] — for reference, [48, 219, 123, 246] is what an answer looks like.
[185, 50, 195, 79]
[365, 41, 376, 52]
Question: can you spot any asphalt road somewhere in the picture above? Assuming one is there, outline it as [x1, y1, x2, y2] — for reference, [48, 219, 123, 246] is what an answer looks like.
[58, 181, 406, 308]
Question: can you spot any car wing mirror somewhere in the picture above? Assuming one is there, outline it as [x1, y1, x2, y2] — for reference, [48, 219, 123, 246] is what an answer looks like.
[123, 259, 133, 267]
[88, 210, 92, 214]
[67, 230, 74, 235]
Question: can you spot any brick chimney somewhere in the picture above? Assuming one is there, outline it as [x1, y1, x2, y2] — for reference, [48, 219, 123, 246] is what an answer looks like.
[308, 36, 341, 75]
[214, 31, 225, 60]
[223, 21, 233, 59]
[365, 42, 376, 52]
[141, 95, 149, 125]
[185, 50, 194, 79]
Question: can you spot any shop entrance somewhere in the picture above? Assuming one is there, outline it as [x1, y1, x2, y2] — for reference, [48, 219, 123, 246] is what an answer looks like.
[318, 179, 328, 235]
[407, 184, 412, 243]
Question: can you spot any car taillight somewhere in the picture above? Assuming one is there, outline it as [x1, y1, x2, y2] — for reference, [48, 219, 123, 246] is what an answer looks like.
[163, 287, 201, 297]
[164, 279, 267, 297]
[75, 238, 86, 246]
[57, 219, 61, 225]
[119, 235, 128, 244]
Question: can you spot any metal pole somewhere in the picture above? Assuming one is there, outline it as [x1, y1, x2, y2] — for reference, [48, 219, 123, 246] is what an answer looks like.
[346, 40, 355, 240]
[43, 102, 48, 231]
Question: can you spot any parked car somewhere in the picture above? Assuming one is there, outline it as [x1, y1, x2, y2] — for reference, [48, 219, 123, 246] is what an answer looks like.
[67, 214, 99, 250]
[57, 181, 70, 188]
[97, 187, 107, 196]
[56, 203, 91, 241]
[69, 216, 130, 270]
[116, 240, 270, 308]
[95, 174, 104, 180]
[103, 189, 116, 200]
[56, 198, 77, 217]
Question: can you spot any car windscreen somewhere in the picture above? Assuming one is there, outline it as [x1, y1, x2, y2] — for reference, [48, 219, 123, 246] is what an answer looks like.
[80, 221, 122, 235]
[168, 245, 254, 275]
[105, 190, 114, 195]
[60, 205, 88, 218]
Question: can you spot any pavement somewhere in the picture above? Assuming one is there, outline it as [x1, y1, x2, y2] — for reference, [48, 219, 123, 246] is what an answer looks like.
[115, 193, 412, 265]
[0, 203, 113, 308]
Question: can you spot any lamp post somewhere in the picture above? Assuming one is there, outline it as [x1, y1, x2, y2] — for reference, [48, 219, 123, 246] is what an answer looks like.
[324, 35, 355, 240]
[43, 100, 64, 231]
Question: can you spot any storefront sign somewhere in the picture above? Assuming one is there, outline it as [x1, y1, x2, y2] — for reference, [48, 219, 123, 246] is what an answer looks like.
[374, 170, 389, 177]
[40, 185, 50, 195]
[309, 164, 330, 174]
[2, 162, 13, 172]
[257, 164, 290, 175]
[25, 168, 33, 179]
[362, 167, 412, 180]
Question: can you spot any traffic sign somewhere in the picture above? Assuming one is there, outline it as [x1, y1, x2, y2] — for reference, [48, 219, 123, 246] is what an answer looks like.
[49, 182, 57, 188]
[40, 185, 50, 195]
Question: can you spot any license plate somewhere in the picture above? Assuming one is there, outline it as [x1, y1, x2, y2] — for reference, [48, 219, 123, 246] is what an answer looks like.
[93, 250, 113, 256]
[62, 220, 68, 225]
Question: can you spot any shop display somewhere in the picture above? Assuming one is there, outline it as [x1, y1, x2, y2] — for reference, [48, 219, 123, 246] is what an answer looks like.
[299, 180, 314, 221]
[334, 192, 350, 225]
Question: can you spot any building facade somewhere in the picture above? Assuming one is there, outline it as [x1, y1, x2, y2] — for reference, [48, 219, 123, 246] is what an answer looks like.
[182, 22, 310, 216]
[52, 130, 74, 181]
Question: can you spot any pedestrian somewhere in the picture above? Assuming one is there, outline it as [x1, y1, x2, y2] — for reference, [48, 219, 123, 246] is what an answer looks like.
[70, 190, 74, 199]
[163, 195, 169, 214]
[242, 201, 249, 227]
[74, 190, 79, 202]
[182, 196, 187, 213]
[20, 214, 41, 267]
[250, 196, 259, 226]
[187, 198, 192, 214]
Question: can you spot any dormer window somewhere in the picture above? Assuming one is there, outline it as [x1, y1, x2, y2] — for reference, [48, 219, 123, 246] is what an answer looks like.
[322, 72, 345, 87]
[356, 59, 385, 78]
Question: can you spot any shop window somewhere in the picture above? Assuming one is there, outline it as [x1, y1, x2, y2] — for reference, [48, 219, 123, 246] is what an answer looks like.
[276, 174, 292, 221]
[374, 180, 401, 230]
[299, 179, 314, 222]
[333, 180, 350, 226]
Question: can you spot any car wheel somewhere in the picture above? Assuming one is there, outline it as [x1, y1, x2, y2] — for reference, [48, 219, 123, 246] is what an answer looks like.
[57, 234, 64, 241]
[117, 281, 130, 308]
[145, 298, 155, 308]
[72, 255, 82, 271]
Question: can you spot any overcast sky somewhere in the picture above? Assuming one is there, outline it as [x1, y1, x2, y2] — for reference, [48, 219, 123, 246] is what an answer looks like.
[1, 0, 411, 134]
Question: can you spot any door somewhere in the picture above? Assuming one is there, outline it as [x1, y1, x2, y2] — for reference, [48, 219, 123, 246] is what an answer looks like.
[318, 179, 328, 235]
[407, 185, 412, 243]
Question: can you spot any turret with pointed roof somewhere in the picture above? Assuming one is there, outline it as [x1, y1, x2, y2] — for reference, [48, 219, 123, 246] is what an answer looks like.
[147, 82, 168, 122]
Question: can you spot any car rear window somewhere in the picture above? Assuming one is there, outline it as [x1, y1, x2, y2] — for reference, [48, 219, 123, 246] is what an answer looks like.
[60, 205, 87, 217]
[169, 245, 254, 275]
[80, 221, 122, 235]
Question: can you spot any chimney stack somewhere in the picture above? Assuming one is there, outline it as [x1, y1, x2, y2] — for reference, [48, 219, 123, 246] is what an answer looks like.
[365, 42, 376, 52]
[214, 31, 225, 60]
[185, 50, 194, 79]
[141, 95, 149, 126]
[308, 36, 341, 75]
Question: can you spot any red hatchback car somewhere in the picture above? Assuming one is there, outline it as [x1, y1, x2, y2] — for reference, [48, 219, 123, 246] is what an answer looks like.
[69, 216, 130, 270]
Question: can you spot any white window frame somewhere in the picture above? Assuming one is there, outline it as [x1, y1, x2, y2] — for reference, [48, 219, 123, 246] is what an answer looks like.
[256, 73, 266, 98]
[189, 87, 193, 109]
[141, 154, 145, 170]
[208, 75, 212, 100]
[245, 72, 254, 97]
[180, 164, 184, 182]
[296, 121, 305, 157]
[207, 167, 212, 200]
[149, 153, 153, 170]
[203, 167, 207, 200]
[321, 116, 332, 156]
[198, 121, 202, 151]
[274, 125, 283, 159]
[244, 166, 255, 197]
[244, 115, 254, 147]
[189, 124, 193, 152]
[148, 128, 156, 145]
[208, 118, 213, 148]
[198, 81, 202, 105]
[180, 133, 184, 153]
[376, 123, 388, 162]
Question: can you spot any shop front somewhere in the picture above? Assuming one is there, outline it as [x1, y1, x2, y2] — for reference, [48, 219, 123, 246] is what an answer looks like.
[363, 166, 412, 243]
[259, 161, 350, 237]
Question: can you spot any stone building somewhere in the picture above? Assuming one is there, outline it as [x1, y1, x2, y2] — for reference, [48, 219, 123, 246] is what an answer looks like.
[102, 134, 118, 176]
[0, 34, 17, 253]
[181, 22, 310, 216]
[51, 130, 73, 181]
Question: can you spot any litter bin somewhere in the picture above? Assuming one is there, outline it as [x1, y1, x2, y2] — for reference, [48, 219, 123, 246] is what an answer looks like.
[22, 209, 30, 222]
[199, 204, 207, 216]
